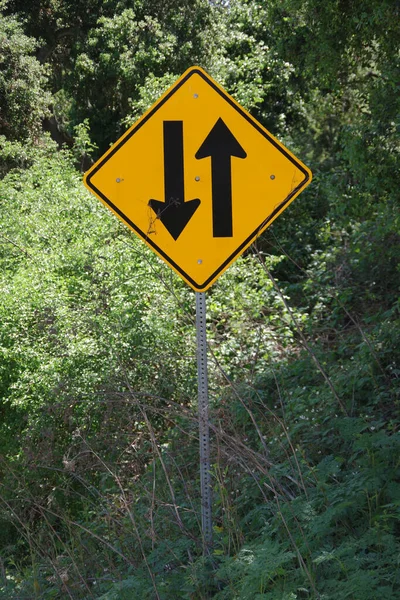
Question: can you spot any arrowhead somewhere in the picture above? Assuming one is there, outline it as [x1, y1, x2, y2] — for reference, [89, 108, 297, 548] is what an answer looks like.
[195, 118, 247, 160]
[148, 198, 200, 241]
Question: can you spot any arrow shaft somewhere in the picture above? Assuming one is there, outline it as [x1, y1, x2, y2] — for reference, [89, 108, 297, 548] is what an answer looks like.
[164, 121, 184, 204]
[211, 155, 233, 237]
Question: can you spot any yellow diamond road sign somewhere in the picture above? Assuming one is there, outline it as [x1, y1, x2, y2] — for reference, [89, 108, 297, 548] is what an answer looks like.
[84, 66, 312, 291]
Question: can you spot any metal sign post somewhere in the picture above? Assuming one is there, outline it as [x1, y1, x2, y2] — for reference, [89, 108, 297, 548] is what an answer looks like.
[196, 292, 213, 550]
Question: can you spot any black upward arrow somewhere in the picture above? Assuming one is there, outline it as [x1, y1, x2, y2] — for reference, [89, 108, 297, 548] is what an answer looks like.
[196, 118, 246, 237]
[149, 121, 200, 241]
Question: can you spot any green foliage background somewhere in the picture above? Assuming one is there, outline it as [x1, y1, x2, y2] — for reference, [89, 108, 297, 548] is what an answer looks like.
[0, 0, 399, 598]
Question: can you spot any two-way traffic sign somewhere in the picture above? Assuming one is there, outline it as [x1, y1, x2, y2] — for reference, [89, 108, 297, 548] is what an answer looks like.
[83, 67, 312, 291]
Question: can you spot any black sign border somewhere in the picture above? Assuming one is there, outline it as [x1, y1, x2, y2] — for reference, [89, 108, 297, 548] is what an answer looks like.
[85, 67, 310, 291]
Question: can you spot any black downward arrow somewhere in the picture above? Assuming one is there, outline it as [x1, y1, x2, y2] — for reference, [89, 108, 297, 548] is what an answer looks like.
[149, 121, 200, 241]
[196, 118, 246, 237]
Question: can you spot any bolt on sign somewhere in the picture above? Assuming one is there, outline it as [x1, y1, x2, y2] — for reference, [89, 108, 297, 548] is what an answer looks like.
[83, 67, 312, 291]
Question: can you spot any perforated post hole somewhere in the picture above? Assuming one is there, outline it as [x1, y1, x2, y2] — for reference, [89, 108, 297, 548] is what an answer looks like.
[196, 292, 213, 550]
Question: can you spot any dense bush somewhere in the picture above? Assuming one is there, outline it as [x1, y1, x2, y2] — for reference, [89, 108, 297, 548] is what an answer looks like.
[0, 9, 50, 142]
